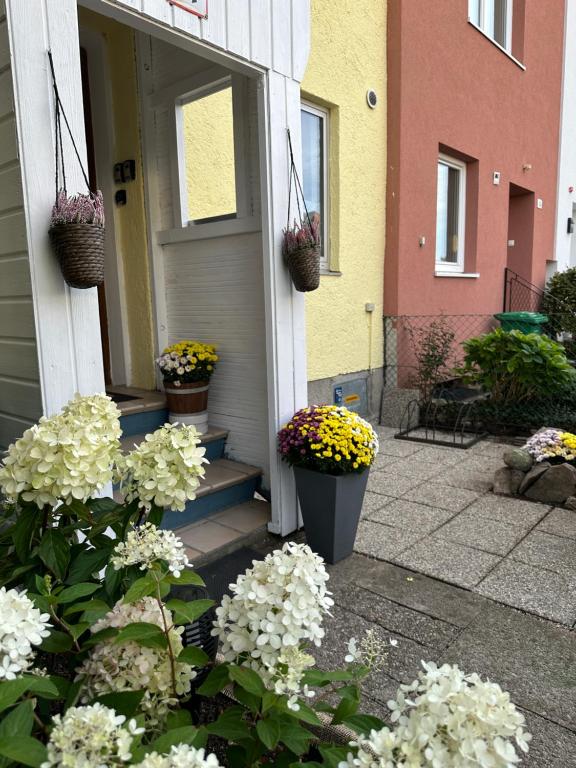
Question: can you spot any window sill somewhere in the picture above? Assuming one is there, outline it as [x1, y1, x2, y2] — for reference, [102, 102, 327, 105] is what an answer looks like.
[435, 271, 480, 279]
[467, 20, 526, 70]
[320, 269, 342, 277]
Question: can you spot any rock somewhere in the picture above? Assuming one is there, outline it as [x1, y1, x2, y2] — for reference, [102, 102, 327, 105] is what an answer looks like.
[524, 463, 576, 505]
[519, 462, 550, 495]
[564, 496, 576, 511]
[493, 467, 525, 496]
[503, 448, 533, 472]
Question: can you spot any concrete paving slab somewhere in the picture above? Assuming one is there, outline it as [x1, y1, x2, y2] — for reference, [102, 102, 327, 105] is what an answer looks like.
[327, 555, 488, 627]
[393, 536, 501, 589]
[464, 494, 550, 529]
[476, 559, 576, 625]
[331, 582, 460, 649]
[361, 491, 393, 518]
[537, 507, 576, 540]
[354, 520, 424, 560]
[377, 439, 424, 458]
[367, 498, 455, 535]
[434, 509, 526, 555]
[440, 601, 576, 731]
[367, 471, 422, 498]
[409, 446, 467, 465]
[373, 459, 440, 481]
[510, 530, 576, 577]
[519, 709, 576, 767]
[402, 482, 481, 512]
[436, 466, 494, 493]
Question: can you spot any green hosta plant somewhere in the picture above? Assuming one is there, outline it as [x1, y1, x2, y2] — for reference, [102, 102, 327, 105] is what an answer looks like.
[459, 328, 576, 403]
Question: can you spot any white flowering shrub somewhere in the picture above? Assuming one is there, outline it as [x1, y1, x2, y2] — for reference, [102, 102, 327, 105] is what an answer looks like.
[340, 662, 531, 768]
[0, 393, 121, 508]
[42, 703, 144, 767]
[77, 597, 196, 726]
[0, 587, 51, 679]
[112, 523, 191, 578]
[213, 542, 333, 706]
[118, 423, 207, 512]
[133, 745, 222, 768]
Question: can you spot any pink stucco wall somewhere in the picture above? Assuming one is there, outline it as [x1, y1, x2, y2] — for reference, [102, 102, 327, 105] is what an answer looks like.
[385, 0, 565, 317]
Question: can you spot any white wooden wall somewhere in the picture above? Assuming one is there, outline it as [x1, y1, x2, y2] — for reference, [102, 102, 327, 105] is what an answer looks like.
[0, 2, 43, 447]
[92, 0, 310, 81]
[4, 0, 105, 432]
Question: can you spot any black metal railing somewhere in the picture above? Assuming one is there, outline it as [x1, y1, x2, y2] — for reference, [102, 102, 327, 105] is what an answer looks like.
[502, 268, 545, 312]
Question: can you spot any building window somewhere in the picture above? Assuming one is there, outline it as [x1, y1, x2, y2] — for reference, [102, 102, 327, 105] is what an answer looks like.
[301, 101, 329, 269]
[469, 0, 512, 51]
[436, 154, 466, 273]
[177, 83, 237, 224]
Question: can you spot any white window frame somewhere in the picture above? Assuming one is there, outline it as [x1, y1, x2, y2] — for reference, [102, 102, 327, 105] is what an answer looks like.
[469, 0, 513, 53]
[301, 101, 330, 271]
[436, 153, 466, 274]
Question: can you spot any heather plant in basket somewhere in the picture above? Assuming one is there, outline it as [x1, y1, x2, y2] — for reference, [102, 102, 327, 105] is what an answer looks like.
[282, 216, 320, 256]
[278, 405, 378, 474]
[51, 189, 105, 228]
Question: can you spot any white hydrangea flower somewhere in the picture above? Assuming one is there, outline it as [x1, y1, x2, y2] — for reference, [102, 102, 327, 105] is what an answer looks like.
[111, 523, 191, 577]
[76, 597, 196, 727]
[133, 745, 222, 768]
[344, 630, 394, 673]
[213, 542, 333, 701]
[118, 424, 207, 513]
[0, 587, 51, 680]
[41, 703, 143, 768]
[339, 662, 531, 768]
[0, 393, 121, 508]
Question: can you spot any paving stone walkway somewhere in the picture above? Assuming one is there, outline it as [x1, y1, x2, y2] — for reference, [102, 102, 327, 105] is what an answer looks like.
[358, 429, 576, 627]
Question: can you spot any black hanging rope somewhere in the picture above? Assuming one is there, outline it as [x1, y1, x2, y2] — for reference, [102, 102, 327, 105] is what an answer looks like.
[286, 128, 314, 232]
[47, 50, 91, 206]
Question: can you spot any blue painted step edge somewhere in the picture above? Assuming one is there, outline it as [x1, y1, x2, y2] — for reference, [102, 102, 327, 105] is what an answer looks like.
[161, 476, 260, 530]
[203, 437, 226, 462]
[120, 409, 168, 437]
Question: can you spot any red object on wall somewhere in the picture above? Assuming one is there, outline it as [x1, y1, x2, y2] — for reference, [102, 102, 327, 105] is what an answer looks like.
[168, 0, 208, 19]
[385, 1, 565, 317]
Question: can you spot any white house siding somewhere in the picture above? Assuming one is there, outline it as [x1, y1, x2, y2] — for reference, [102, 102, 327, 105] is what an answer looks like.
[554, 1, 576, 274]
[0, 3, 42, 448]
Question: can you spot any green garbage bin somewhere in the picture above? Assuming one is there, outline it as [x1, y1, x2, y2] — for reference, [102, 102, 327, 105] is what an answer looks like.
[494, 311, 549, 334]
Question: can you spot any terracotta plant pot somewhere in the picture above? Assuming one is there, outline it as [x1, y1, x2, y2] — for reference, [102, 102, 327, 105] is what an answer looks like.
[164, 380, 209, 434]
[293, 466, 369, 564]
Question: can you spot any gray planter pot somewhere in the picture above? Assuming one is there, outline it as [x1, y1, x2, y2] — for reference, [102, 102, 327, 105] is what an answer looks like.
[293, 466, 369, 564]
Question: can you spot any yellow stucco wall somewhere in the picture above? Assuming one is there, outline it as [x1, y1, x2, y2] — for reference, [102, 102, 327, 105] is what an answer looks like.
[78, 9, 156, 389]
[183, 88, 237, 221]
[302, 0, 386, 383]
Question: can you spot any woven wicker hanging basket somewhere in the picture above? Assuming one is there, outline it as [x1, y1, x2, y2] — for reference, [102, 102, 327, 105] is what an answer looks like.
[47, 52, 106, 290]
[285, 243, 321, 292]
[49, 223, 105, 289]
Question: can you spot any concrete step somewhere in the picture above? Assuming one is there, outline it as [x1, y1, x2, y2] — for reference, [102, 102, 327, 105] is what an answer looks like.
[120, 426, 228, 462]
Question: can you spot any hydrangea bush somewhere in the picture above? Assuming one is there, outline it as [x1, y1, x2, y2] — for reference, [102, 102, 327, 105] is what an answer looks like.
[0, 395, 529, 767]
[278, 405, 379, 475]
[157, 341, 219, 386]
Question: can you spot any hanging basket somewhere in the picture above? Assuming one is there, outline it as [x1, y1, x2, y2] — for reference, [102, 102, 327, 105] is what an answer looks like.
[285, 242, 321, 292]
[49, 222, 105, 289]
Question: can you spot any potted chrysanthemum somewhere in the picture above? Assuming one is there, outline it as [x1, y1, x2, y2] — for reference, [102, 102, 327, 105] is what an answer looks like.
[156, 340, 219, 434]
[278, 405, 378, 563]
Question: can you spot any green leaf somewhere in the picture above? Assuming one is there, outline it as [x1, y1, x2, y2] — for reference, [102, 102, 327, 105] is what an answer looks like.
[96, 690, 145, 717]
[62, 499, 93, 522]
[343, 714, 386, 735]
[114, 622, 167, 649]
[40, 630, 73, 653]
[56, 583, 100, 604]
[206, 706, 251, 742]
[26, 677, 60, 700]
[279, 723, 313, 755]
[228, 665, 265, 697]
[262, 691, 280, 713]
[69, 622, 91, 642]
[0, 700, 33, 738]
[331, 688, 360, 725]
[256, 718, 281, 750]
[123, 573, 157, 604]
[302, 669, 354, 687]
[81, 627, 118, 649]
[318, 746, 351, 768]
[63, 597, 110, 618]
[104, 565, 122, 600]
[166, 598, 214, 625]
[149, 726, 204, 754]
[87, 497, 122, 515]
[166, 570, 205, 587]
[0, 737, 47, 767]
[38, 529, 70, 580]
[166, 709, 193, 730]
[0, 679, 31, 713]
[12, 507, 38, 562]
[286, 700, 321, 726]
[197, 664, 230, 697]
[66, 546, 112, 584]
[232, 684, 260, 714]
[177, 646, 210, 667]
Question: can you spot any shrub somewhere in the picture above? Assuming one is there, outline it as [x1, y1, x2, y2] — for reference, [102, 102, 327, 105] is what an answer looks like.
[542, 267, 576, 337]
[459, 328, 576, 403]
[406, 317, 457, 402]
